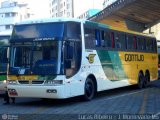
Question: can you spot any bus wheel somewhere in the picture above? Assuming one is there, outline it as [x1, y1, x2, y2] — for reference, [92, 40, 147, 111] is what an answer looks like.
[138, 72, 144, 89]
[144, 72, 150, 88]
[83, 78, 95, 101]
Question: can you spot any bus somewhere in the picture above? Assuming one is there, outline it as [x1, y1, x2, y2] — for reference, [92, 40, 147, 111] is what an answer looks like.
[7, 18, 158, 100]
[0, 31, 11, 93]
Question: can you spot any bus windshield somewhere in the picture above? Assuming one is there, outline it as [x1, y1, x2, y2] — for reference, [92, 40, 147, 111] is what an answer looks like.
[9, 22, 65, 75]
[10, 40, 62, 75]
[9, 21, 81, 76]
[11, 22, 64, 40]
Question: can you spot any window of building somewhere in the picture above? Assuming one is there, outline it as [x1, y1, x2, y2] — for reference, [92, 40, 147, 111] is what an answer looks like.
[67, 4, 70, 9]
[60, 3, 63, 9]
[5, 25, 12, 30]
[11, 12, 17, 17]
[5, 13, 10, 17]
[67, 12, 70, 17]
[59, 11, 63, 17]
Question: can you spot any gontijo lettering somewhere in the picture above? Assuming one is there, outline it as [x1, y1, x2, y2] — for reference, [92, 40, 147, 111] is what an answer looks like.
[125, 54, 144, 61]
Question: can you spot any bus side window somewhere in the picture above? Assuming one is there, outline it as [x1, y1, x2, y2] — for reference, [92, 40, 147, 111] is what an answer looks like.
[95, 29, 101, 47]
[84, 27, 95, 49]
[153, 39, 157, 52]
[127, 34, 134, 50]
[137, 37, 146, 51]
[114, 32, 121, 49]
[101, 31, 105, 47]
[101, 30, 112, 48]
[120, 33, 126, 50]
[146, 38, 153, 51]
[134, 36, 137, 49]
[111, 32, 115, 48]
[105, 31, 112, 48]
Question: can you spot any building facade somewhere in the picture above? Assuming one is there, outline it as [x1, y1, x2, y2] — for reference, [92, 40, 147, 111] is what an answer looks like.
[0, 0, 32, 32]
[49, 0, 73, 18]
[49, 0, 103, 18]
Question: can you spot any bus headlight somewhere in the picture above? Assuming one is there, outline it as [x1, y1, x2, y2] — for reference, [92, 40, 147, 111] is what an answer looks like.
[44, 80, 63, 85]
[8, 80, 18, 85]
[3, 80, 7, 84]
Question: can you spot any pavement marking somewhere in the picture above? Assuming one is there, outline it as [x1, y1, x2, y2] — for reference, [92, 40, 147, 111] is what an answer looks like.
[31, 106, 49, 114]
[19, 88, 153, 115]
[139, 89, 149, 114]
[97, 88, 152, 102]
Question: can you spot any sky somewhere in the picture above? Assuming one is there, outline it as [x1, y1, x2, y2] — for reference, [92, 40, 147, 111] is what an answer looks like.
[18, 0, 50, 18]
[0, 0, 104, 18]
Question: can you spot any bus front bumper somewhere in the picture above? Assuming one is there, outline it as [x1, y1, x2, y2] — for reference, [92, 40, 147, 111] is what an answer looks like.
[7, 85, 70, 99]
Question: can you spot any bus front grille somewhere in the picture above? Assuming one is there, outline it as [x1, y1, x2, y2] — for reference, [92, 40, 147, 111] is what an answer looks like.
[18, 80, 44, 85]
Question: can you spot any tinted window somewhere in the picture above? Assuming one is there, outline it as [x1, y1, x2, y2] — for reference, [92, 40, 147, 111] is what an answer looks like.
[153, 39, 157, 52]
[95, 30, 101, 47]
[146, 38, 153, 51]
[137, 37, 145, 50]
[114, 32, 126, 49]
[66, 22, 81, 39]
[127, 35, 135, 50]
[12, 22, 65, 39]
[84, 27, 95, 49]
[101, 30, 112, 48]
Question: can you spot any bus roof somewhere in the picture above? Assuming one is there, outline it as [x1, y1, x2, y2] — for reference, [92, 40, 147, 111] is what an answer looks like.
[15, 18, 155, 38]
[15, 17, 86, 25]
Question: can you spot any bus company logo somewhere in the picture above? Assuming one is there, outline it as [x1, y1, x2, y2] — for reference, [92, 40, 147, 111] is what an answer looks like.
[86, 54, 96, 64]
[125, 54, 144, 62]
[2, 114, 8, 120]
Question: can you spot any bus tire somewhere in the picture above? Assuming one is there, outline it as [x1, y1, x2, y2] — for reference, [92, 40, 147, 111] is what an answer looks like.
[144, 71, 150, 88]
[138, 72, 144, 89]
[83, 78, 95, 101]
